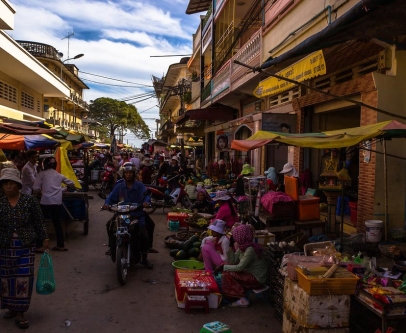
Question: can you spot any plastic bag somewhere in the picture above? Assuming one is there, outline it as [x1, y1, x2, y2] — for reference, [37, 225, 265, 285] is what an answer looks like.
[36, 252, 56, 295]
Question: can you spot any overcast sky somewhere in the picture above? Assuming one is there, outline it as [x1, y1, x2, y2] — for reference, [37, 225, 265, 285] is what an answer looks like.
[8, 0, 201, 147]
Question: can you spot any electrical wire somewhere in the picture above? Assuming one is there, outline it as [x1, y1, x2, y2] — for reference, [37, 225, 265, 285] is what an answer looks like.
[82, 78, 145, 87]
[81, 71, 153, 87]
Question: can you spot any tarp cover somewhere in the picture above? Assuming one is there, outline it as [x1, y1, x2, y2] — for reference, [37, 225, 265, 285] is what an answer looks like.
[231, 120, 406, 151]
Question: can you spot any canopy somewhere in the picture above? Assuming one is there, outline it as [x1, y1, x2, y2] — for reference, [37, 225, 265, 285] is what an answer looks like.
[0, 122, 58, 138]
[0, 134, 60, 150]
[231, 120, 406, 151]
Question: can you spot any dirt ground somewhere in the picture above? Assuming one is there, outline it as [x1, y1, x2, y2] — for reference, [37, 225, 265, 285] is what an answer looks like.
[1, 190, 282, 333]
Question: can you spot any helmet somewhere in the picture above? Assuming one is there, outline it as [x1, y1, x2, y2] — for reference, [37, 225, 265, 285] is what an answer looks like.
[43, 157, 57, 170]
[120, 162, 137, 175]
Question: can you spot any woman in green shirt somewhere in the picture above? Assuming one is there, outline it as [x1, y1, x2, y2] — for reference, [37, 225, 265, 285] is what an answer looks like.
[216, 224, 267, 307]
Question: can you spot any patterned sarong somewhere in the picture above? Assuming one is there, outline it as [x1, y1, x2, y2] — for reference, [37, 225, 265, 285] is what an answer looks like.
[0, 237, 35, 312]
[222, 271, 262, 298]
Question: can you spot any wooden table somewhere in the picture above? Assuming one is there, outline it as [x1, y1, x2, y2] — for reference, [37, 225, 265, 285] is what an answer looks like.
[294, 219, 326, 237]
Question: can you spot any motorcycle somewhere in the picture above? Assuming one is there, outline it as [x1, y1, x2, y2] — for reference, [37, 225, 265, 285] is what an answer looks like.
[104, 192, 149, 285]
[144, 174, 192, 214]
[98, 163, 116, 199]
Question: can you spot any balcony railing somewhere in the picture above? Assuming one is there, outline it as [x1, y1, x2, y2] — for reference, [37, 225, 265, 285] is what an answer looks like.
[17, 41, 61, 61]
[231, 28, 261, 83]
[201, 83, 212, 105]
[212, 61, 230, 98]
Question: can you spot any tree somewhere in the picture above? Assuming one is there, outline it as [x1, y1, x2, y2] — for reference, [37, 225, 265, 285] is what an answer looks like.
[89, 97, 150, 140]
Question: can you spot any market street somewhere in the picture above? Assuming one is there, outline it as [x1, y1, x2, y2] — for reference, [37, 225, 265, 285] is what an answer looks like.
[1, 189, 281, 333]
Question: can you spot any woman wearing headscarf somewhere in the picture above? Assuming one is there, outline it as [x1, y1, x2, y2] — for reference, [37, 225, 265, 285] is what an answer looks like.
[0, 168, 49, 329]
[264, 167, 278, 191]
[278, 162, 298, 192]
[215, 224, 267, 307]
[191, 188, 213, 214]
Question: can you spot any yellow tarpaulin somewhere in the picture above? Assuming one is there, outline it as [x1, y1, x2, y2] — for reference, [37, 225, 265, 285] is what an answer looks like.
[54, 146, 82, 189]
[43, 135, 73, 150]
[231, 120, 406, 151]
[253, 50, 326, 98]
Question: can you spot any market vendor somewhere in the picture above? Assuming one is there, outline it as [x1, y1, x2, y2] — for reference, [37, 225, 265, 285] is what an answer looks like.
[215, 224, 267, 307]
[191, 188, 214, 214]
[264, 166, 278, 191]
[199, 219, 230, 272]
[278, 162, 298, 192]
[235, 163, 254, 197]
[211, 190, 239, 229]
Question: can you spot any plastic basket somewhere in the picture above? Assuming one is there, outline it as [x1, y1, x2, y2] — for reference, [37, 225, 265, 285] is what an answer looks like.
[172, 260, 204, 270]
[295, 268, 358, 296]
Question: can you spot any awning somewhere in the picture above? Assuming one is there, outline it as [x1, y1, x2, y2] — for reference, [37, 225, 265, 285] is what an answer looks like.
[231, 120, 406, 151]
[0, 122, 57, 137]
[175, 104, 236, 125]
[185, 0, 211, 14]
[260, 0, 406, 70]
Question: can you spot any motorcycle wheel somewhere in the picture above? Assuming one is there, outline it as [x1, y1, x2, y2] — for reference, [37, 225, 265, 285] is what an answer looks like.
[116, 244, 129, 286]
[144, 205, 156, 214]
[181, 195, 192, 209]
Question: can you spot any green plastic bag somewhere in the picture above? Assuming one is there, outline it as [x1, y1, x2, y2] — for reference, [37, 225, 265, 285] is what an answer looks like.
[36, 252, 56, 295]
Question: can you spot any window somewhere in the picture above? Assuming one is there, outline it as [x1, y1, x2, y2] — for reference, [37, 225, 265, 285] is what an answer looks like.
[0, 80, 17, 103]
[21, 91, 34, 109]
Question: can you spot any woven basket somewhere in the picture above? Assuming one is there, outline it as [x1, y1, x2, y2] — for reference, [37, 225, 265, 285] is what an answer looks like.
[184, 218, 208, 230]
[175, 230, 195, 241]
[164, 235, 183, 249]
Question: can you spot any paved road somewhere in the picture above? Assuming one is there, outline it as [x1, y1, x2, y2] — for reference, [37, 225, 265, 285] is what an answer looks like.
[1, 190, 283, 333]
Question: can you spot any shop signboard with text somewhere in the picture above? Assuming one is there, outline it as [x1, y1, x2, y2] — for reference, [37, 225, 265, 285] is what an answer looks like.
[262, 114, 296, 133]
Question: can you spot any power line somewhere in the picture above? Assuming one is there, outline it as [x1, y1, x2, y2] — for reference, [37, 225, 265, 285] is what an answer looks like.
[82, 78, 145, 87]
[81, 71, 153, 87]
[150, 54, 191, 57]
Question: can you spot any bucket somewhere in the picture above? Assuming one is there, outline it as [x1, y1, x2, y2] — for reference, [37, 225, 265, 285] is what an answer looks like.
[168, 220, 179, 232]
[365, 220, 383, 242]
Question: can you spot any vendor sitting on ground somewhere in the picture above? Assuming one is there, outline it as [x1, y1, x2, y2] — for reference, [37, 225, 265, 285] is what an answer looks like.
[199, 219, 230, 272]
[191, 188, 213, 214]
[184, 179, 197, 200]
[211, 190, 239, 229]
[215, 224, 268, 307]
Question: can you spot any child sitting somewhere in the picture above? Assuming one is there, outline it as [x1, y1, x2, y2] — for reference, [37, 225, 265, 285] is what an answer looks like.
[184, 179, 197, 200]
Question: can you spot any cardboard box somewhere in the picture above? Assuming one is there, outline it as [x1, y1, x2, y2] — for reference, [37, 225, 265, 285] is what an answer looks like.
[254, 231, 275, 246]
[284, 277, 350, 328]
[283, 312, 350, 333]
[174, 269, 221, 309]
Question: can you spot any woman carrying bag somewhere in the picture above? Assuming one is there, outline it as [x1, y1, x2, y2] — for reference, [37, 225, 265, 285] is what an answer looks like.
[0, 168, 49, 329]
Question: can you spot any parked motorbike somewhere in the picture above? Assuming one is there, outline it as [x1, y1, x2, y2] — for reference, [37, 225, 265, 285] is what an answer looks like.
[98, 163, 116, 199]
[103, 191, 150, 285]
[144, 174, 192, 214]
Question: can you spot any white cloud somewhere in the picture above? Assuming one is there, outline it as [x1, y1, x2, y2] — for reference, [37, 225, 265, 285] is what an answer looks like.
[8, 0, 202, 147]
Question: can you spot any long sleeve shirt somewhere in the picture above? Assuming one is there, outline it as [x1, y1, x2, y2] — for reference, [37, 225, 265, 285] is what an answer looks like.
[33, 169, 74, 205]
[201, 235, 230, 262]
[224, 247, 268, 285]
[0, 194, 48, 248]
[105, 180, 150, 226]
[21, 161, 37, 195]
[213, 203, 239, 228]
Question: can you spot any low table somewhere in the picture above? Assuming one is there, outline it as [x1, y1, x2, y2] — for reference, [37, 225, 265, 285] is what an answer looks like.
[294, 219, 326, 237]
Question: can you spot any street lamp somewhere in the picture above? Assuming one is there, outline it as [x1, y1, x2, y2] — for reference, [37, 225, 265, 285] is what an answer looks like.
[60, 53, 84, 129]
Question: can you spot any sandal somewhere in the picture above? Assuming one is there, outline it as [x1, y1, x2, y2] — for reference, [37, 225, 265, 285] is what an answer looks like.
[3, 311, 17, 319]
[229, 297, 249, 307]
[15, 318, 29, 329]
[148, 248, 159, 253]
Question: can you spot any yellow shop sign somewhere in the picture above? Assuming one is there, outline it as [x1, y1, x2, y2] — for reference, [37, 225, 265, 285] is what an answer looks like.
[253, 50, 326, 98]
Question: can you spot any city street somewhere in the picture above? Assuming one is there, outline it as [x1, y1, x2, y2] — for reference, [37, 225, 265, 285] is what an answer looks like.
[1, 189, 282, 333]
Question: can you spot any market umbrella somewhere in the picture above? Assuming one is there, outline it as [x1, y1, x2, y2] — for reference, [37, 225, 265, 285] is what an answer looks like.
[0, 134, 60, 150]
[0, 122, 58, 139]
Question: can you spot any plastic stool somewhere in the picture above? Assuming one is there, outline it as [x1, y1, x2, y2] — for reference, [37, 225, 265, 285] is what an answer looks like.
[184, 295, 209, 314]
[200, 321, 232, 333]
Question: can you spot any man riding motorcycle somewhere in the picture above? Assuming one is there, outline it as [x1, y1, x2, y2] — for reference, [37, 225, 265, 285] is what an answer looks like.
[102, 162, 153, 269]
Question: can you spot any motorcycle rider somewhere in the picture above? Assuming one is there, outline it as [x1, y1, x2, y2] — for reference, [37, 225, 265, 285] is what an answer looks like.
[102, 162, 153, 269]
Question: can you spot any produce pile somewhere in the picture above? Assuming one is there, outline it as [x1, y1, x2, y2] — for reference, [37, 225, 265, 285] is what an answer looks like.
[187, 213, 209, 228]
[169, 234, 202, 261]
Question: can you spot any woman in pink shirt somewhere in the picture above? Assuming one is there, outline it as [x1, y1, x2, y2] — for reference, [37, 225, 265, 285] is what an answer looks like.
[211, 190, 239, 229]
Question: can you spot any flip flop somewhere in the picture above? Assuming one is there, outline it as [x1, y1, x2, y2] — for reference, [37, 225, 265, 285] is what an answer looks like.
[52, 247, 68, 252]
[229, 298, 249, 307]
[3, 311, 17, 319]
[15, 318, 29, 329]
[148, 248, 159, 253]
